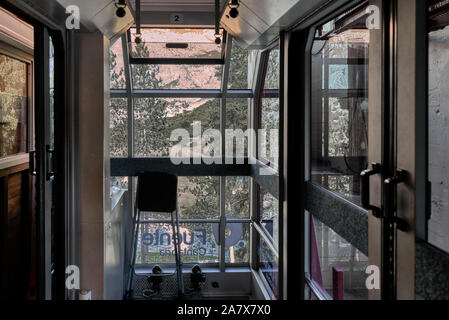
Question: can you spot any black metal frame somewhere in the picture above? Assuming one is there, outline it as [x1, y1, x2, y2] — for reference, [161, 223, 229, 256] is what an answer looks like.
[3, 1, 69, 300]
[127, 26, 227, 65]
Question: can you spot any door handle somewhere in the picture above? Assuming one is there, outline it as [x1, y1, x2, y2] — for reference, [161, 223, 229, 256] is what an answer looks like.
[46, 145, 55, 181]
[361, 163, 382, 217]
[384, 169, 408, 232]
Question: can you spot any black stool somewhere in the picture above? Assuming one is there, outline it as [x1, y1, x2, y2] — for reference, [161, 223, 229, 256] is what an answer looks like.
[126, 172, 184, 299]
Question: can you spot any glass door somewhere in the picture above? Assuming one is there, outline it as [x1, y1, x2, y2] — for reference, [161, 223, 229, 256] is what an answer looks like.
[304, 0, 410, 300]
[307, 0, 376, 300]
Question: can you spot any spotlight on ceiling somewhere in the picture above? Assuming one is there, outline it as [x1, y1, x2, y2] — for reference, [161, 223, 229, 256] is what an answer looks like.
[115, 0, 127, 18]
[135, 35, 142, 44]
[228, 0, 240, 19]
[215, 35, 222, 45]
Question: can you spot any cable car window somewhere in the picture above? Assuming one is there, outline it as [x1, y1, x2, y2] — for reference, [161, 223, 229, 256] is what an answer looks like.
[310, 6, 370, 206]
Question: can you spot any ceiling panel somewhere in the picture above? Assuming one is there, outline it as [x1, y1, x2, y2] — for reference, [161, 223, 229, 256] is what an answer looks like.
[129, 0, 224, 12]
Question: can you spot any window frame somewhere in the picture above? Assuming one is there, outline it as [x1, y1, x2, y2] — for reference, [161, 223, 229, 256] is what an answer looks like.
[110, 31, 256, 269]
[0, 41, 34, 170]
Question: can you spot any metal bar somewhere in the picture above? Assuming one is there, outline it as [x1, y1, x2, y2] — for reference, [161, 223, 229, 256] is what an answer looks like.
[136, 0, 141, 36]
[127, 207, 141, 297]
[111, 157, 251, 177]
[122, 33, 134, 158]
[249, 50, 265, 272]
[111, 89, 253, 99]
[250, 160, 279, 200]
[137, 219, 251, 224]
[219, 179, 226, 272]
[134, 263, 250, 270]
[305, 274, 333, 300]
[252, 222, 279, 259]
[306, 182, 368, 255]
[130, 57, 224, 65]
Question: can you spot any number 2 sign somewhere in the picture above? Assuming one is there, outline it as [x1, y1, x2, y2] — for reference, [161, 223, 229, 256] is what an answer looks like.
[170, 13, 184, 24]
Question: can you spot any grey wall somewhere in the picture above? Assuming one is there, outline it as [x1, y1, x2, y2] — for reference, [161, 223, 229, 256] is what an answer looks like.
[75, 31, 110, 300]
[428, 26, 449, 254]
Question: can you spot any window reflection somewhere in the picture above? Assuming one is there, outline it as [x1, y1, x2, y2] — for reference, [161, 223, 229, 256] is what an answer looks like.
[0, 53, 27, 158]
[310, 14, 370, 205]
[311, 217, 368, 300]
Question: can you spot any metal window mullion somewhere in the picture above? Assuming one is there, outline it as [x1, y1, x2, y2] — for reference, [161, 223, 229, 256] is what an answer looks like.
[250, 50, 268, 271]
[137, 219, 251, 224]
[122, 33, 134, 158]
[122, 33, 135, 231]
[111, 89, 253, 99]
[218, 34, 232, 272]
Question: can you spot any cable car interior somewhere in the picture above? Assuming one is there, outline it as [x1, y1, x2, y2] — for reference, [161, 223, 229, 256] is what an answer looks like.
[0, 0, 449, 301]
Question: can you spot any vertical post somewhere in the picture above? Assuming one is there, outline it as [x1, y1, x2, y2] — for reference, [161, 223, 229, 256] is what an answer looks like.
[219, 34, 232, 272]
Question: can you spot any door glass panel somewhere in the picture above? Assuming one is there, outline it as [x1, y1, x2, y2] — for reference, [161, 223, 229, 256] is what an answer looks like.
[310, 18, 370, 206]
[0, 53, 28, 158]
[428, 2, 449, 253]
[311, 216, 369, 300]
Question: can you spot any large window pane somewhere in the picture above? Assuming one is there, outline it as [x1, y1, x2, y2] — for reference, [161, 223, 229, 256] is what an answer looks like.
[259, 49, 280, 169]
[134, 98, 220, 157]
[226, 98, 249, 157]
[228, 39, 256, 89]
[110, 98, 128, 157]
[132, 64, 222, 90]
[110, 37, 125, 89]
[136, 223, 219, 265]
[130, 28, 223, 59]
[0, 53, 27, 158]
[131, 35, 221, 90]
[264, 49, 279, 90]
[428, 6, 449, 253]
[310, 20, 369, 206]
[225, 176, 250, 219]
[259, 187, 279, 250]
[311, 217, 369, 300]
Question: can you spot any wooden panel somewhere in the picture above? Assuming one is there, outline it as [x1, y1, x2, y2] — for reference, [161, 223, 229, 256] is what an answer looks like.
[0, 164, 32, 299]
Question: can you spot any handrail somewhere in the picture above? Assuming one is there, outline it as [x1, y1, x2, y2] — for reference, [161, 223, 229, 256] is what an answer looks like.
[305, 273, 333, 301]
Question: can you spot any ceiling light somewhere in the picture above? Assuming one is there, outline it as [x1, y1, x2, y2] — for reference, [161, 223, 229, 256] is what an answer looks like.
[115, 0, 127, 18]
[228, 0, 240, 19]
